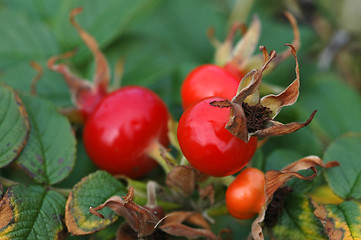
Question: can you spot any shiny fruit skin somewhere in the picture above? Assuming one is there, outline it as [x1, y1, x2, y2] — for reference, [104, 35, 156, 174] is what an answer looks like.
[226, 167, 265, 219]
[181, 64, 240, 110]
[177, 97, 257, 177]
[83, 86, 169, 178]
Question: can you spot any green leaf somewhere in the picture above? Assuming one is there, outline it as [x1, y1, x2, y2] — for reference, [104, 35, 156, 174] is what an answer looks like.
[0, 8, 58, 67]
[323, 134, 361, 200]
[272, 194, 327, 240]
[1, 62, 72, 107]
[65, 170, 127, 235]
[1, 0, 62, 22]
[15, 94, 76, 185]
[0, 184, 66, 239]
[265, 149, 302, 171]
[299, 72, 361, 141]
[314, 201, 361, 239]
[0, 83, 29, 168]
[52, 0, 161, 63]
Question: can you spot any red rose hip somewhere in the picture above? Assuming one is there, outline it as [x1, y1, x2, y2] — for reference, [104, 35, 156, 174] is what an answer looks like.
[83, 86, 169, 178]
[177, 97, 257, 177]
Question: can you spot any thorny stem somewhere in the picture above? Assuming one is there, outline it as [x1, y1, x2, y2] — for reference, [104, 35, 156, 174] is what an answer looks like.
[49, 186, 72, 197]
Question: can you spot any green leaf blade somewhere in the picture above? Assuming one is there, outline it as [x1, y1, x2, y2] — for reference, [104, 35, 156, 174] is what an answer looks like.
[0, 8, 58, 68]
[16, 94, 76, 185]
[299, 73, 361, 141]
[0, 83, 29, 168]
[0, 184, 66, 239]
[324, 134, 361, 200]
[272, 194, 327, 240]
[65, 170, 127, 235]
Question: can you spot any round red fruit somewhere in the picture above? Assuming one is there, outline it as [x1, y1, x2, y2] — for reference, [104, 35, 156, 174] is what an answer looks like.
[181, 64, 240, 110]
[83, 86, 169, 178]
[226, 167, 265, 219]
[177, 97, 257, 177]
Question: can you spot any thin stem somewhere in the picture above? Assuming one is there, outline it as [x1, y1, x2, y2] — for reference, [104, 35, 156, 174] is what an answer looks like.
[147, 141, 178, 174]
[0, 176, 20, 187]
[49, 186, 72, 197]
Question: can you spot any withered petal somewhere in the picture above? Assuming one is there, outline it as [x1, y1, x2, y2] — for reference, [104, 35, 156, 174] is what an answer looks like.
[250, 110, 317, 138]
[234, 51, 277, 105]
[260, 44, 300, 118]
[251, 156, 340, 240]
[70, 8, 110, 92]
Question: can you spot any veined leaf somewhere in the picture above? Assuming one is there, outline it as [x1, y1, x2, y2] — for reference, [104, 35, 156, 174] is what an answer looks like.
[0, 184, 66, 239]
[16, 94, 76, 185]
[0, 8, 58, 68]
[272, 194, 327, 240]
[65, 170, 126, 235]
[0, 83, 29, 168]
[324, 134, 361, 200]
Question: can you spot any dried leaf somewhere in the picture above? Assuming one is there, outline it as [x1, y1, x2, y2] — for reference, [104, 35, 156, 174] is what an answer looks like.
[251, 156, 340, 240]
[260, 45, 300, 118]
[313, 204, 344, 240]
[166, 165, 199, 196]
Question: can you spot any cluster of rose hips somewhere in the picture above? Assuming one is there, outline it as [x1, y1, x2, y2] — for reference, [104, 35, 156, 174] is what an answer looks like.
[50, 8, 303, 222]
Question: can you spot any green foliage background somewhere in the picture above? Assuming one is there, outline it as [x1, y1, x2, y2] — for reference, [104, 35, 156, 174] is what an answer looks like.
[0, 0, 361, 239]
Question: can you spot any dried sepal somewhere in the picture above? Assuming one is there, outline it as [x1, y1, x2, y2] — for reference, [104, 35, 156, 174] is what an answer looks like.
[69, 7, 110, 92]
[29, 61, 44, 95]
[211, 45, 315, 142]
[89, 187, 159, 237]
[159, 211, 218, 240]
[271, 12, 300, 66]
[47, 7, 110, 118]
[47, 50, 93, 105]
[245, 12, 300, 72]
[209, 22, 244, 66]
[250, 156, 340, 240]
[260, 44, 300, 118]
[252, 110, 317, 138]
[91, 184, 219, 239]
